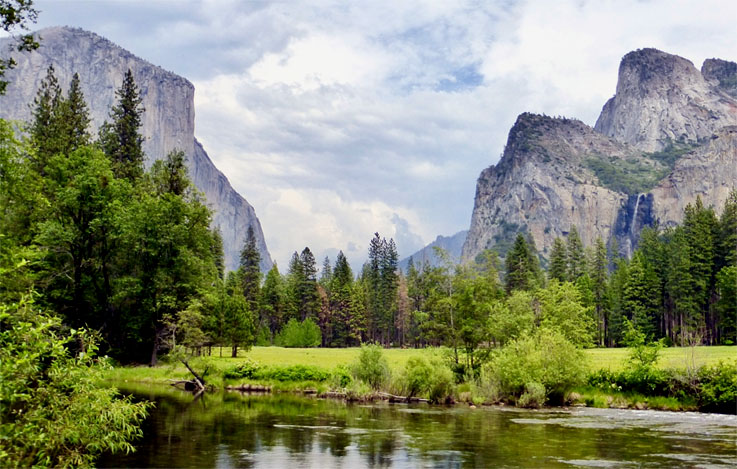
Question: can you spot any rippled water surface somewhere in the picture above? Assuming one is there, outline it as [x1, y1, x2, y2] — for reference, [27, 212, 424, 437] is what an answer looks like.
[100, 384, 736, 468]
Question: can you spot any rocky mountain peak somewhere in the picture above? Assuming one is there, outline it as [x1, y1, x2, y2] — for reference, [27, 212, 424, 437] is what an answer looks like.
[702, 58, 737, 98]
[0, 26, 272, 272]
[463, 48, 737, 265]
[595, 48, 737, 152]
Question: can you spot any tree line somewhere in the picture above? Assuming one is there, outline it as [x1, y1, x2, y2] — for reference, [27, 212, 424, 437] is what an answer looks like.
[3, 66, 734, 372]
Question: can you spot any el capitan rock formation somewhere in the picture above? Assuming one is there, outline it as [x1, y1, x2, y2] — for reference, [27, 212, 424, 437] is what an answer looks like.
[0, 26, 271, 271]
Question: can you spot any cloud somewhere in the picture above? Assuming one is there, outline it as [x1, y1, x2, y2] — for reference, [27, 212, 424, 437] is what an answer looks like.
[32, 0, 737, 270]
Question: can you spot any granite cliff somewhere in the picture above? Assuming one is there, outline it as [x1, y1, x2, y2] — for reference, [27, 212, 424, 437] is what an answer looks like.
[462, 48, 737, 263]
[0, 27, 271, 271]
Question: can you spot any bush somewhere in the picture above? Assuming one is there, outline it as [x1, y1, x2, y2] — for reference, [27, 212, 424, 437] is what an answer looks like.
[698, 361, 737, 413]
[351, 344, 390, 390]
[331, 365, 353, 388]
[517, 382, 546, 408]
[223, 358, 261, 380]
[401, 356, 455, 403]
[254, 364, 330, 382]
[490, 328, 587, 404]
[274, 318, 322, 347]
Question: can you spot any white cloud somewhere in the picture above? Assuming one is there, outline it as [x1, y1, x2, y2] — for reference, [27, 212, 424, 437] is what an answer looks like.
[32, 0, 737, 269]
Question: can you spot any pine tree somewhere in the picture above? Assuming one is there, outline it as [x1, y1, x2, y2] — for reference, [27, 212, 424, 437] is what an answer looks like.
[320, 255, 332, 288]
[30, 65, 63, 171]
[61, 72, 91, 153]
[298, 247, 320, 321]
[260, 263, 285, 336]
[566, 226, 585, 281]
[548, 237, 568, 282]
[623, 252, 659, 338]
[505, 233, 541, 293]
[239, 225, 261, 313]
[211, 227, 225, 281]
[590, 237, 609, 346]
[716, 190, 737, 270]
[100, 69, 144, 181]
[683, 197, 717, 342]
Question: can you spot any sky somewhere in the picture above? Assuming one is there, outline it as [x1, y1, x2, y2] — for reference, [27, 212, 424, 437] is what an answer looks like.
[24, 0, 737, 270]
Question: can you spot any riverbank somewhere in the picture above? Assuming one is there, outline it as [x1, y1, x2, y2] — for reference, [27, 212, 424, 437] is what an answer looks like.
[104, 345, 735, 413]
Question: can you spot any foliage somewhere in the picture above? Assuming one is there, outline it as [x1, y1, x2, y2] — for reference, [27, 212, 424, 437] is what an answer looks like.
[488, 328, 588, 404]
[0, 295, 150, 468]
[0, 0, 39, 95]
[351, 344, 391, 390]
[517, 382, 547, 408]
[399, 356, 455, 403]
[697, 361, 737, 413]
[585, 155, 668, 194]
[274, 318, 321, 348]
[254, 364, 331, 382]
[537, 280, 596, 347]
[223, 358, 261, 380]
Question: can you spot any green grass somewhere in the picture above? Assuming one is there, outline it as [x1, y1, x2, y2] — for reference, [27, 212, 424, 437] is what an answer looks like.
[105, 345, 735, 387]
[585, 346, 736, 372]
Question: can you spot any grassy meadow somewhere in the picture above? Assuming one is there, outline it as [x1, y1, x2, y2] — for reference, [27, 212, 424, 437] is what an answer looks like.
[106, 345, 736, 387]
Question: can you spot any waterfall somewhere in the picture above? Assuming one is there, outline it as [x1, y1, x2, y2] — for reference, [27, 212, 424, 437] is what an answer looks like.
[630, 193, 641, 237]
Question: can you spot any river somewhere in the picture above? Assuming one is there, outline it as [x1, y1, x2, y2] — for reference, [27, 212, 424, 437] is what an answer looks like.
[99, 384, 736, 468]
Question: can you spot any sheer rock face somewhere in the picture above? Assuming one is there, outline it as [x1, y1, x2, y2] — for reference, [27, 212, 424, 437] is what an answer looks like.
[0, 26, 272, 271]
[651, 126, 737, 225]
[461, 114, 631, 262]
[594, 48, 737, 152]
[463, 49, 737, 264]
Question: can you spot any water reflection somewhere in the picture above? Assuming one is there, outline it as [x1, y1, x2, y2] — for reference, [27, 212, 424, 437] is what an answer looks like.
[100, 384, 737, 468]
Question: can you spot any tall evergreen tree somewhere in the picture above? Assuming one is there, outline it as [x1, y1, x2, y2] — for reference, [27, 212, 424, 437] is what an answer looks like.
[30, 65, 63, 171]
[260, 263, 285, 337]
[590, 237, 609, 346]
[505, 233, 540, 293]
[100, 69, 144, 181]
[566, 225, 585, 281]
[297, 247, 320, 321]
[239, 225, 261, 312]
[548, 237, 568, 282]
[60, 72, 91, 153]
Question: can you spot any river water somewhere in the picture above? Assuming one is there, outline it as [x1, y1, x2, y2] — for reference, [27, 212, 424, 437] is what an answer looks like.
[100, 384, 736, 468]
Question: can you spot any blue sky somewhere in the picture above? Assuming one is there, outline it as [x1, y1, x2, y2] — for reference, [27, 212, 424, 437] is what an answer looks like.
[23, 0, 737, 270]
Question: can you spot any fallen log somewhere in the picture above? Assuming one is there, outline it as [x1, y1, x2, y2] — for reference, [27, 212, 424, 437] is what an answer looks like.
[225, 383, 272, 392]
[377, 392, 430, 404]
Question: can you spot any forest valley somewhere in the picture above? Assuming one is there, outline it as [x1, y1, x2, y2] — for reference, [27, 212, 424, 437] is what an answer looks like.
[1, 52, 736, 469]
[1, 65, 736, 368]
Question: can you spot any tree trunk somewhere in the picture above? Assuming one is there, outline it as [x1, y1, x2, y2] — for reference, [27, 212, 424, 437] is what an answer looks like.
[231, 344, 238, 358]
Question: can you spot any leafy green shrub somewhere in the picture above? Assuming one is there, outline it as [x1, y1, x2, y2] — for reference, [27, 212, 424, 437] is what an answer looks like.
[254, 364, 331, 382]
[490, 328, 587, 404]
[331, 365, 353, 388]
[274, 318, 322, 348]
[0, 297, 151, 467]
[223, 358, 261, 380]
[351, 344, 390, 390]
[428, 363, 455, 404]
[400, 356, 455, 403]
[404, 357, 434, 397]
[697, 361, 737, 414]
[517, 382, 546, 408]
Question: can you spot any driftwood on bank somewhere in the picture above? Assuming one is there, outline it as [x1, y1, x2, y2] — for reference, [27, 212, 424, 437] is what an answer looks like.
[377, 392, 430, 404]
[225, 383, 272, 392]
[170, 360, 209, 392]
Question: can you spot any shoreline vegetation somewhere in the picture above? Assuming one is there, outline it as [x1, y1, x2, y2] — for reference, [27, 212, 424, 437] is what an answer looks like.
[105, 344, 737, 414]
